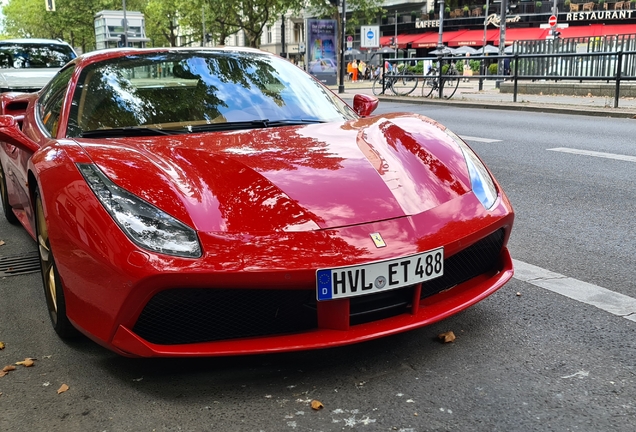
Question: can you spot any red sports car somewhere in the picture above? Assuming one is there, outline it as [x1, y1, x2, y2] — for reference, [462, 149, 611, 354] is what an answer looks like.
[0, 47, 514, 357]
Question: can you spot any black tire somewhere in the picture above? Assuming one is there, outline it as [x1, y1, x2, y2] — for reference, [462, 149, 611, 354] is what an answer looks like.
[443, 72, 460, 99]
[421, 70, 438, 98]
[35, 189, 78, 339]
[392, 70, 419, 96]
[0, 162, 19, 224]
[372, 76, 386, 96]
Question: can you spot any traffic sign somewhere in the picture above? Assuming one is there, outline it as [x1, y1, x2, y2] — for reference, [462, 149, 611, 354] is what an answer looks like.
[549, 15, 557, 26]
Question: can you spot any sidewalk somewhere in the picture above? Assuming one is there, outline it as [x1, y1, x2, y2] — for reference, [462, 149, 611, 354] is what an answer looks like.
[329, 79, 636, 118]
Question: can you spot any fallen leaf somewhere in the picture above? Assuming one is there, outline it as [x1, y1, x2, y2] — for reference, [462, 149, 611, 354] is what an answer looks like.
[15, 358, 35, 367]
[0, 341, 5, 349]
[57, 384, 69, 394]
[310, 400, 324, 410]
[438, 331, 456, 343]
[516, 292, 522, 296]
[2, 365, 16, 372]
[0, 371, 6, 378]
[0, 240, 5, 246]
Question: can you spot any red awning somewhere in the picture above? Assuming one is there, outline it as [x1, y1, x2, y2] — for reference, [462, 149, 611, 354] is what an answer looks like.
[448, 29, 499, 46]
[599, 23, 636, 37]
[413, 30, 470, 48]
[500, 27, 549, 45]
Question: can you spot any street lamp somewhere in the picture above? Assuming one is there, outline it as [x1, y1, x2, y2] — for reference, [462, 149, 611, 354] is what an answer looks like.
[338, 0, 346, 94]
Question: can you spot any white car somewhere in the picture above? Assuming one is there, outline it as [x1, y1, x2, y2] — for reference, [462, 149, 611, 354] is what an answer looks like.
[0, 38, 76, 92]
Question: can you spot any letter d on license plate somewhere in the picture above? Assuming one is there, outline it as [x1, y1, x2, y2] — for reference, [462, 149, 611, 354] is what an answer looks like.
[316, 248, 443, 301]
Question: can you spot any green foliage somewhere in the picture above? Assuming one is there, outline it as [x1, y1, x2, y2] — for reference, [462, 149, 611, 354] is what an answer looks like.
[535, 1, 542, 7]
[454, 61, 464, 73]
[564, 0, 570, 6]
[488, 63, 498, 74]
[445, 6, 451, 13]
[469, 59, 481, 72]
[410, 61, 424, 74]
[463, 5, 469, 12]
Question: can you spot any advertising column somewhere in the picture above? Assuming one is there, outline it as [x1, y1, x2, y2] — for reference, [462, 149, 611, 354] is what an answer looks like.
[306, 19, 338, 85]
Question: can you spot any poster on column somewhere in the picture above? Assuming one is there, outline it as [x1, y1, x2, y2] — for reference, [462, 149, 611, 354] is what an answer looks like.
[306, 19, 337, 85]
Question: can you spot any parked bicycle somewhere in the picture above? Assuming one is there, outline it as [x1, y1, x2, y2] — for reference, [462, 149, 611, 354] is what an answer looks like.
[421, 61, 460, 99]
[372, 63, 419, 96]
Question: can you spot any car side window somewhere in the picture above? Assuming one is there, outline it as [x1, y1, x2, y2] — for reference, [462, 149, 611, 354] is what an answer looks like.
[38, 65, 75, 137]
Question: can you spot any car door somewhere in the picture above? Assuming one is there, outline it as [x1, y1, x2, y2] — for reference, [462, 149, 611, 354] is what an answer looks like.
[5, 65, 75, 221]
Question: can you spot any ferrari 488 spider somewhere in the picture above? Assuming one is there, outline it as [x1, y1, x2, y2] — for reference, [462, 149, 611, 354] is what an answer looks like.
[0, 47, 514, 357]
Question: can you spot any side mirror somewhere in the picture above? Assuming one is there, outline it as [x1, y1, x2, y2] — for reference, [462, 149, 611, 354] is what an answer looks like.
[352, 94, 379, 117]
[0, 115, 39, 153]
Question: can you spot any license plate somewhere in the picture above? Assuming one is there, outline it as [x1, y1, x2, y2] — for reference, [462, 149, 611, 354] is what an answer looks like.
[316, 248, 444, 301]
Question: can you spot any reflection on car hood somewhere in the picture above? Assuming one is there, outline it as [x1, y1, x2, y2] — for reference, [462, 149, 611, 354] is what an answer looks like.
[0, 68, 60, 91]
[76, 113, 472, 233]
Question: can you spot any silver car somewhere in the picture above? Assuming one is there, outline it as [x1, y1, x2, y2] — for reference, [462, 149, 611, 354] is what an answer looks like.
[0, 38, 76, 93]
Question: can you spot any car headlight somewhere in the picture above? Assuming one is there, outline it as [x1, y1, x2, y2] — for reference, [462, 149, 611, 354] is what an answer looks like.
[445, 130, 498, 210]
[77, 163, 202, 258]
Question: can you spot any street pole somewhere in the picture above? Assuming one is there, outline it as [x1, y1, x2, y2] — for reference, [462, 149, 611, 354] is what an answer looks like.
[497, 0, 507, 88]
[122, 0, 128, 47]
[281, 14, 286, 58]
[437, 0, 445, 49]
[480, 0, 490, 90]
[394, 10, 398, 59]
[338, 0, 346, 94]
[201, 8, 205, 47]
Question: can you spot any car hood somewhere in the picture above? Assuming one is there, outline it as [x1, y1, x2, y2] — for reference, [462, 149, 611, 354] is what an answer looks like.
[75, 113, 472, 233]
[0, 68, 60, 91]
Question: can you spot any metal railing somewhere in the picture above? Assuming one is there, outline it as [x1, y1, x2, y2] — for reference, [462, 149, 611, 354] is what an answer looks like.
[384, 49, 636, 108]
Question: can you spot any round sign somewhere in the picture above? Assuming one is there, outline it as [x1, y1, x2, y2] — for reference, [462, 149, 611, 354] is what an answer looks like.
[366, 30, 374, 40]
[347, 35, 353, 42]
[549, 15, 557, 26]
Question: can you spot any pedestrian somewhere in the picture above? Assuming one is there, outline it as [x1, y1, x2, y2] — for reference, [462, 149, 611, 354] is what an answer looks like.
[358, 60, 366, 81]
[347, 61, 353, 81]
[352, 59, 358, 82]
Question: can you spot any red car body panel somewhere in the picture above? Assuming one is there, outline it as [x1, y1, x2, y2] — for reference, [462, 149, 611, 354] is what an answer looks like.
[0, 47, 514, 357]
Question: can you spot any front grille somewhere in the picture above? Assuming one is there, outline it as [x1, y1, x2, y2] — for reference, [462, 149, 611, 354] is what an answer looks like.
[420, 228, 505, 299]
[133, 289, 317, 345]
[349, 228, 505, 326]
[132, 229, 505, 345]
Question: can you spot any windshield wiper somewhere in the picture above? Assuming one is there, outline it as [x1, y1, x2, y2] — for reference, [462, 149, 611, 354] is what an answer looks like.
[188, 119, 325, 133]
[80, 126, 186, 138]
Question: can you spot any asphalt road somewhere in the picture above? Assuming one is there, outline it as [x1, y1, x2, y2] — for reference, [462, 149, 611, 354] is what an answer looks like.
[1, 105, 635, 431]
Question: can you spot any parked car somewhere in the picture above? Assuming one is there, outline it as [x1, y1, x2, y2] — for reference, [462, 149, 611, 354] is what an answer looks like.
[0, 38, 76, 93]
[0, 46, 514, 357]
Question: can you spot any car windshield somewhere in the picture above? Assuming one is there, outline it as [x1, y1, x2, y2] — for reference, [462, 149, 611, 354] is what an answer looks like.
[67, 51, 357, 137]
[0, 42, 75, 69]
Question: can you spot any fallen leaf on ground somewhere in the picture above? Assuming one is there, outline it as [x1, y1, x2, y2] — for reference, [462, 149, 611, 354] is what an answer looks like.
[15, 358, 35, 367]
[2, 365, 16, 372]
[57, 384, 69, 394]
[0, 341, 5, 349]
[310, 400, 324, 410]
[0, 371, 6, 377]
[438, 331, 456, 343]
[0, 240, 5, 246]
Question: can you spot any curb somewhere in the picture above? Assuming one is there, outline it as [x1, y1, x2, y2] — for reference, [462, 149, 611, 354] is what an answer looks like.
[374, 95, 636, 119]
[330, 85, 636, 119]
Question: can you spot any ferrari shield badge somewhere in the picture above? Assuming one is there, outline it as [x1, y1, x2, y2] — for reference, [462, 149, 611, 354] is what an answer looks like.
[370, 232, 386, 248]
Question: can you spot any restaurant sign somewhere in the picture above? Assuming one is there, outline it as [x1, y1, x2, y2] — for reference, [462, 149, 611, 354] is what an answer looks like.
[566, 10, 635, 21]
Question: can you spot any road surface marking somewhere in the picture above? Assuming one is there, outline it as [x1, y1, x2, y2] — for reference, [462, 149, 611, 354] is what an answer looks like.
[548, 147, 636, 163]
[461, 136, 502, 143]
[513, 259, 636, 323]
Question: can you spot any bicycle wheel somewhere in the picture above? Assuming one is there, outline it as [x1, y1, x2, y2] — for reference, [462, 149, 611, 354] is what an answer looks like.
[421, 70, 438, 98]
[372, 76, 385, 96]
[391, 70, 419, 96]
[442, 71, 460, 99]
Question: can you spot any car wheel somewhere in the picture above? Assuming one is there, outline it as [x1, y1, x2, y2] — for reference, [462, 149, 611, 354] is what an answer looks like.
[35, 189, 78, 338]
[0, 163, 19, 224]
